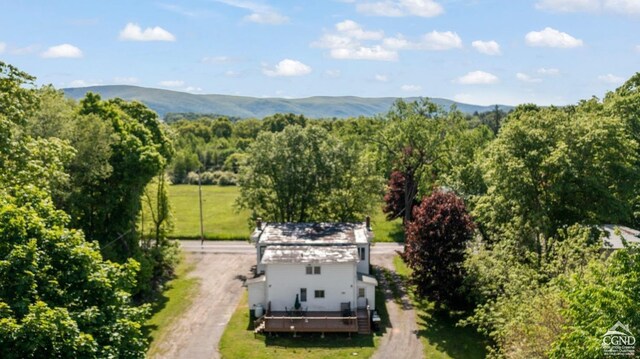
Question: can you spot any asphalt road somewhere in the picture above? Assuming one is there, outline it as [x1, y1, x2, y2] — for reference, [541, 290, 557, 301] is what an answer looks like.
[178, 240, 404, 255]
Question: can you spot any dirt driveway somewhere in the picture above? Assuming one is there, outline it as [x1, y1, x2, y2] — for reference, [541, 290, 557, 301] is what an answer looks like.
[150, 251, 254, 359]
[371, 254, 424, 359]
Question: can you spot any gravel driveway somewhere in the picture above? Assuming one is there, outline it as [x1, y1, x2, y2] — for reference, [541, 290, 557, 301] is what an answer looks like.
[150, 251, 254, 359]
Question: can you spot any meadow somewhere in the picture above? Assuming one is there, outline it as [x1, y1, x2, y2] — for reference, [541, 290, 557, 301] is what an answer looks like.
[152, 184, 404, 242]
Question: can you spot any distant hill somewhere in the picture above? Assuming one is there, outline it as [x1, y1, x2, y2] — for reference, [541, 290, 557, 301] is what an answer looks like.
[62, 85, 513, 119]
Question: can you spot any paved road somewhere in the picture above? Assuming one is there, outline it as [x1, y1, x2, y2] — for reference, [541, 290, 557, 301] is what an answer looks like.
[178, 240, 404, 255]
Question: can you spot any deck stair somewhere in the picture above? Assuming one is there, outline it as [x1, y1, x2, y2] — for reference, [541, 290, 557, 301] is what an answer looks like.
[357, 309, 370, 334]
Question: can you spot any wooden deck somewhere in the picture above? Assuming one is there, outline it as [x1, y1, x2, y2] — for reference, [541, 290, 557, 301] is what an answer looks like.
[261, 310, 371, 334]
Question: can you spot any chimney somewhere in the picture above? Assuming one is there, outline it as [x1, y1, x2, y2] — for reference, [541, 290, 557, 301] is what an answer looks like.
[256, 217, 262, 230]
[365, 216, 371, 230]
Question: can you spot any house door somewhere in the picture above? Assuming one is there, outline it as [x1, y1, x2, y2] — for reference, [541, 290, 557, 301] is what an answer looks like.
[357, 287, 367, 308]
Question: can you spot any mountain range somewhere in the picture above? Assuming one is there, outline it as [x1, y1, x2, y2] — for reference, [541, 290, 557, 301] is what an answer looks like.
[62, 85, 513, 120]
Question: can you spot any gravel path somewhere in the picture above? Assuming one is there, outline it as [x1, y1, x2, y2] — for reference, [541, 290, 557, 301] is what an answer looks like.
[371, 254, 424, 359]
[150, 252, 254, 359]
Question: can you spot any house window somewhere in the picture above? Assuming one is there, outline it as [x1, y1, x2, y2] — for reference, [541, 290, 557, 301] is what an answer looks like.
[313, 266, 321, 275]
[314, 290, 325, 298]
[306, 266, 312, 275]
[300, 288, 307, 302]
[358, 288, 365, 298]
[358, 247, 366, 261]
[306, 266, 321, 275]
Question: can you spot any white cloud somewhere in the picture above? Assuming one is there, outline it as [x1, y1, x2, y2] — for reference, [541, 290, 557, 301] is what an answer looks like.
[538, 67, 560, 75]
[422, 31, 462, 50]
[384, 31, 462, 51]
[263, 59, 312, 77]
[41, 44, 83, 58]
[159, 80, 185, 87]
[119, 23, 176, 41]
[401, 84, 422, 91]
[325, 69, 341, 78]
[535, 0, 640, 14]
[375, 74, 389, 82]
[535, 0, 600, 12]
[516, 72, 542, 83]
[357, 0, 444, 17]
[184, 86, 203, 93]
[330, 46, 398, 61]
[114, 77, 139, 84]
[10, 45, 38, 55]
[472, 40, 501, 55]
[68, 79, 102, 87]
[456, 71, 499, 85]
[0, 42, 5, 54]
[335, 20, 384, 40]
[605, 0, 640, 14]
[202, 55, 238, 64]
[216, 0, 289, 24]
[525, 27, 583, 48]
[313, 20, 398, 61]
[598, 74, 624, 84]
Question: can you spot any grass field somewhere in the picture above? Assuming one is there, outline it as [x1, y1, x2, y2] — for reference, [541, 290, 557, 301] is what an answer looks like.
[393, 256, 487, 358]
[219, 290, 388, 359]
[145, 255, 201, 357]
[155, 185, 404, 242]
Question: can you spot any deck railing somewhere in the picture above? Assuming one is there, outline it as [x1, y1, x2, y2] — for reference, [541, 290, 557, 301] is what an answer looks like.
[263, 314, 358, 333]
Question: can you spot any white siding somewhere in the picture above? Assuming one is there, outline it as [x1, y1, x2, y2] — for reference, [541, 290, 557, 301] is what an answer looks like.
[248, 281, 266, 310]
[356, 244, 370, 274]
[266, 262, 357, 311]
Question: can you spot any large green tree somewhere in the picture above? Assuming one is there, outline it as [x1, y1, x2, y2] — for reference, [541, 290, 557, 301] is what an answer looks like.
[237, 125, 381, 222]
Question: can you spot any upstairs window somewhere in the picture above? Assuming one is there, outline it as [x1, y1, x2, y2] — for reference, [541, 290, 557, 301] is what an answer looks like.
[314, 290, 325, 298]
[313, 266, 321, 275]
[306, 266, 321, 275]
[358, 247, 366, 261]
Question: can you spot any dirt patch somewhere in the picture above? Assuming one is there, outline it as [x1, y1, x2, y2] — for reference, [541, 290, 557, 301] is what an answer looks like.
[371, 254, 424, 359]
[150, 252, 254, 359]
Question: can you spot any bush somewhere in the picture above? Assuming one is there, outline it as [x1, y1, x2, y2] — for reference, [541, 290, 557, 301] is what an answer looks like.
[183, 170, 237, 185]
[217, 171, 237, 186]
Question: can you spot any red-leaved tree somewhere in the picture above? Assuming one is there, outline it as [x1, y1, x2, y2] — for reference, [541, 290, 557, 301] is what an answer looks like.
[382, 170, 415, 222]
[402, 189, 475, 305]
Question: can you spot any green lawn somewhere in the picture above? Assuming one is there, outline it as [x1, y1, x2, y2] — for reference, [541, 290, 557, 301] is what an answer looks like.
[146, 184, 252, 240]
[155, 184, 404, 242]
[393, 256, 487, 358]
[145, 255, 200, 357]
[219, 291, 386, 359]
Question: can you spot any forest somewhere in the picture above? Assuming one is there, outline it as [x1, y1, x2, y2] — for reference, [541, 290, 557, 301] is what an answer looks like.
[1, 60, 639, 358]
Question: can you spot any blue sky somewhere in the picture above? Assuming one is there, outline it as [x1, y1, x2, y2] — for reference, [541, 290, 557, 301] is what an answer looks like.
[1, 0, 638, 105]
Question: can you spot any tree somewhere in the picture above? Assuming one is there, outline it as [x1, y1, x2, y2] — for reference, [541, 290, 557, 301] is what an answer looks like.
[237, 125, 381, 222]
[376, 99, 457, 224]
[261, 113, 307, 133]
[382, 170, 413, 221]
[475, 104, 638, 259]
[402, 189, 475, 304]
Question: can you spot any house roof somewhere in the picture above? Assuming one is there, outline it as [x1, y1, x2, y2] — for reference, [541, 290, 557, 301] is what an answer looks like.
[251, 222, 372, 245]
[261, 245, 359, 264]
[357, 273, 378, 286]
[602, 224, 640, 249]
[245, 275, 266, 286]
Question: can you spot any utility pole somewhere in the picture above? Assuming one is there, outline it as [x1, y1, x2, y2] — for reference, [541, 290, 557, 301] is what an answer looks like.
[198, 168, 204, 247]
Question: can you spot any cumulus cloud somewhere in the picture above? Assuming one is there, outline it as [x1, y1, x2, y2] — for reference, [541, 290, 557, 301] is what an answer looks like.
[383, 31, 462, 50]
[41, 44, 83, 58]
[202, 55, 238, 64]
[356, 0, 444, 17]
[538, 67, 560, 75]
[216, 0, 289, 24]
[263, 59, 312, 77]
[535, 0, 640, 14]
[0, 42, 5, 54]
[159, 80, 185, 87]
[401, 84, 422, 91]
[119, 23, 176, 41]
[472, 40, 501, 55]
[313, 20, 398, 61]
[516, 72, 542, 83]
[525, 27, 583, 48]
[598, 73, 624, 84]
[456, 71, 499, 85]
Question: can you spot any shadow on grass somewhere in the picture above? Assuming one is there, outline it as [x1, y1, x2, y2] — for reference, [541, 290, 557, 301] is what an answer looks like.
[262, 332, 374, 349]
[142, 277, 175, 343]
[387, 223, 405, 243]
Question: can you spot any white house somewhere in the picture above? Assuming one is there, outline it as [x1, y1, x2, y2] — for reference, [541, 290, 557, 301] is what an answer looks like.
[246, 219, 377, 334]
